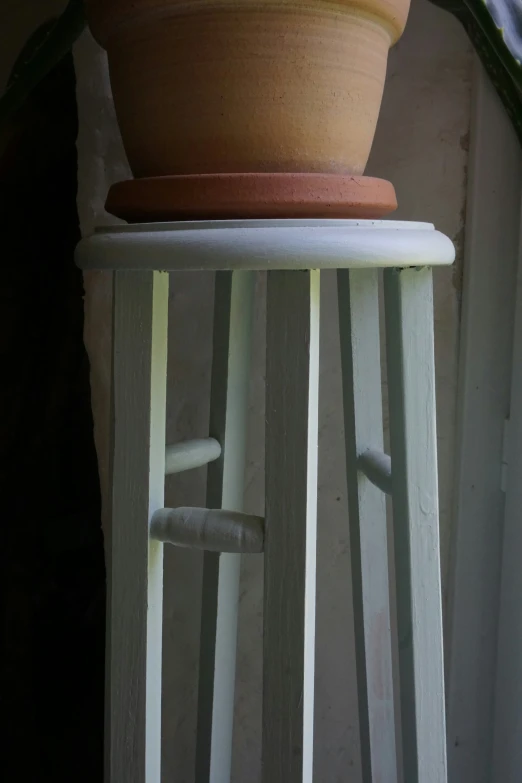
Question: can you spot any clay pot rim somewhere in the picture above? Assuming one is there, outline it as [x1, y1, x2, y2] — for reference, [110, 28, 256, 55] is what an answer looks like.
[86, 0, 409, 49]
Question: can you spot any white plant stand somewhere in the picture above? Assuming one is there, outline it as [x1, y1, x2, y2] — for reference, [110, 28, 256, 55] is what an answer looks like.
[76, 218, 454, 783]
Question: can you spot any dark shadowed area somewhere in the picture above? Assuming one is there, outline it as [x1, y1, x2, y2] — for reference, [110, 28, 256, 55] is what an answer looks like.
[0, 45, 105, 783]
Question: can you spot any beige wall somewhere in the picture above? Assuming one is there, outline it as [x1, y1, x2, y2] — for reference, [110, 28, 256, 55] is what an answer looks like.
[73, 1, 471, 780]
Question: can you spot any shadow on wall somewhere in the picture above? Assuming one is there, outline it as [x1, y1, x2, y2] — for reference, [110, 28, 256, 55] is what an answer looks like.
[0, 37, 105, 783]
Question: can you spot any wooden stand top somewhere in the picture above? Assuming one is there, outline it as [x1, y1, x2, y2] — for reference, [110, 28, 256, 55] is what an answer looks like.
[76, 219, 455, 272]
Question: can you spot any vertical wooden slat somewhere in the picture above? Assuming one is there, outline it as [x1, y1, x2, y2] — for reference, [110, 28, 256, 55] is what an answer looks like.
[337, 269, 397, 783]
[107, 270, 169, 783]
[384, 267, 447, 783]
[196, 271, 255, 783]
[263, 270, 320, 783]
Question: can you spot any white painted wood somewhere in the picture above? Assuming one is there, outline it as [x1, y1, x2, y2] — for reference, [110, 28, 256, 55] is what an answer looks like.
[76, 219, 455, 272]
[491, 206, 522, 783]
[337, 269, 397, 783]
[446, 58, 522, 783]
[88, 219, 456, 783]
[107, 270, 169, 783]
[196, 271, 255, 783]
[150, 507, 264, 553]
[165, 438, 221, 475]
[357, 449, 392, 496]
[263, 270, 320, 783]
[384, 267, 447, 783]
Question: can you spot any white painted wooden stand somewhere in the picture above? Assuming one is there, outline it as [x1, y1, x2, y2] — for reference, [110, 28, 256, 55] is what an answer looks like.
[76, 219, 454, 783]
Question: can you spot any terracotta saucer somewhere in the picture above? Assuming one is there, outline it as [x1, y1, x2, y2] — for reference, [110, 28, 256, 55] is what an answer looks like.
[105, 173, 397, 222]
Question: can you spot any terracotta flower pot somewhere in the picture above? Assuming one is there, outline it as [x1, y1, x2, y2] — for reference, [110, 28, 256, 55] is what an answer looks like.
[85, 0, 410, 179]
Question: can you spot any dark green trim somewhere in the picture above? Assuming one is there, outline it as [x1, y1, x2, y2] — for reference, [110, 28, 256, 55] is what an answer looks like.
[430, 0, 522, 143]
[0, 0, 85, 129]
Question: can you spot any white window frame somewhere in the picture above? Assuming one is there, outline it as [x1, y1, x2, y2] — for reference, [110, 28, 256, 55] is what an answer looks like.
[446, 56, 522, 783]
